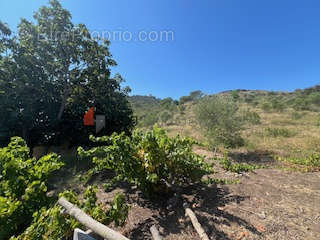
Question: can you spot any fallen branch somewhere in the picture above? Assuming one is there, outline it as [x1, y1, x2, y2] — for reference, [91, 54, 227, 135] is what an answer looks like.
[58, 197, 130, 240]
[150, 225, 163, 240]
[185, 208, 210, 240]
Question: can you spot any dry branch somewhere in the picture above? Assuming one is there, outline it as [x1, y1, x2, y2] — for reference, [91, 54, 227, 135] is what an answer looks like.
[185, 208, 210, 240]
[58, 197, 130, 240]
[150, 225, 163, 240]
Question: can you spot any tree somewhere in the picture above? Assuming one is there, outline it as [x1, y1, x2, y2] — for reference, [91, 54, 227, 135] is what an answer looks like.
[194, 95, 244, 148]
[189, 90, 204, 101]
[0, 0, 135, 146]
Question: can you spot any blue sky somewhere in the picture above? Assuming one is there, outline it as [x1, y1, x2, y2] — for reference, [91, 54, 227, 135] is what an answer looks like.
[1, 0, 320, 99]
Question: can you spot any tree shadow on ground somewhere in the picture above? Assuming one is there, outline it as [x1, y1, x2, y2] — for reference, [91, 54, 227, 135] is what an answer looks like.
[125, 182, 262, 240]
[229, 150, 276, 166]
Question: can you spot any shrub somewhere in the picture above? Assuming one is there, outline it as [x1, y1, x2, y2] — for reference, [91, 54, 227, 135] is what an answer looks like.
[11, 187, 129, 240]
[292, 98, 310, 111]
[261, 102, 272, 112]
[271, 99, 285, 112]
[241, 109, 261, 125]
[78, 126, 211, 196]
[194, 96, 244, 148]
[159, 111, 172, 124]
[179, 95, 193, 104]
[217, 152, 260, 173]
[277, 153, 320, 170]
[0, 137, 63, 239]
[140, 112, 158, 127]
[291, 112, 304, 120]
[265, 127, 295, 138]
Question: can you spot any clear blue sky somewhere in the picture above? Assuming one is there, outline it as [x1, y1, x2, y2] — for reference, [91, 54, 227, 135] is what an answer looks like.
[1, 0, 320, 99]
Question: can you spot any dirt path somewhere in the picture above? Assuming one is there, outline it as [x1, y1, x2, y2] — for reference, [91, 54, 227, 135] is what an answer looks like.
[207, 169, 320, 240]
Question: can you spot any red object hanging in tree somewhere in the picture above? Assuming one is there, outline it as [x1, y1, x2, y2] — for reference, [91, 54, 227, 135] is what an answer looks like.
[84, 107, 95, 126]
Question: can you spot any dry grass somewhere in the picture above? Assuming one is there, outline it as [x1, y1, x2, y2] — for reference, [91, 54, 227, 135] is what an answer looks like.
[161, 104, 320, 170]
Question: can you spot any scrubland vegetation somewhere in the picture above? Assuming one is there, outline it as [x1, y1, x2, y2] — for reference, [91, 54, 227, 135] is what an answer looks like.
[1, 1, 320, 240]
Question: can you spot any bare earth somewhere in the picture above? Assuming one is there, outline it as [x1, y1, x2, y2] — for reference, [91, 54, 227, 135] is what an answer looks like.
[51, 152, 320, 240]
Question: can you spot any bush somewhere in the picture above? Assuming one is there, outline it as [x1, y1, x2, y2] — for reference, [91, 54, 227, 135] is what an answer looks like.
[241, 109, 261, 125]
[78, 126, 211, 196]
[317, 119, 320, 127]
[292, 98, 310, 111]
[159, 111, 172, 124]
[217, 152, 260, 173]
[291, 112, 304, 120]
[261, 102, 272, 112]
[11, 187, 129, 240]
[194, 96, 244, 148]
[0, 137, 63, 239]
[139, 112, 158, 127]
[271, 99, 285, 112]
[265, 127, 295, 138]
[277, 153, 320, 170]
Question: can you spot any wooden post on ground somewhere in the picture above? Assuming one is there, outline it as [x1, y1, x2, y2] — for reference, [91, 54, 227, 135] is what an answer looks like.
[150, 225, 163, 240]
[185, 208, 210, 240]
[58, 197, 130, 240]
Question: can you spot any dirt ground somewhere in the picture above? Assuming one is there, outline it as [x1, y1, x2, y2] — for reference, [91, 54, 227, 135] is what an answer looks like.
[51, 151, 320, 240]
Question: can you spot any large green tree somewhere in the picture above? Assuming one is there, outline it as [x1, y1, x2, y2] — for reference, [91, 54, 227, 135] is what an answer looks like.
[0, 0, 134, 146]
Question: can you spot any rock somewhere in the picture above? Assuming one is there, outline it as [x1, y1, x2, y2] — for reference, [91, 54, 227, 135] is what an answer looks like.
[258, 211, 266, 219]
[73, 228, 96, 240]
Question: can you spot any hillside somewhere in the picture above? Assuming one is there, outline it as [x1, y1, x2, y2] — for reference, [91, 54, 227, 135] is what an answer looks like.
[129, 85, 320, 167]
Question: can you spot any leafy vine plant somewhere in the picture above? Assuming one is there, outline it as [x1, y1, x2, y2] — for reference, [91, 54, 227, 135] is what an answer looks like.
[78, 125, 212, 196]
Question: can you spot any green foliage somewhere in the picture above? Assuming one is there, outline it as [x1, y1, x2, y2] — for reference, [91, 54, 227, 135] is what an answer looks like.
[194, 95, 244, 148]
[316, 116, 320, 127]
[11, 187, 129, 240]
[270, 99, 286, 112]
[265, 127, 295, 138]
[292, 98, 310, 111]
[140, 113, 159, 127]
[202, 177, 240, 185]
[0, 137, 63, 239]
[261, 102, 272, 112]
[189, 90, 204, 101]
[218, 152, 260, 174]
[0, 0, 134, 146]
[231, 90, 240, 102]
[240, 109, 261, 125]
[277, 153, 320, 170]
[291, 111, 304, 120]
[179, 90, 204, 104]
[179, 95, 193, 104]
[159, 111, 173, 124]
[78, 126, 211, 195]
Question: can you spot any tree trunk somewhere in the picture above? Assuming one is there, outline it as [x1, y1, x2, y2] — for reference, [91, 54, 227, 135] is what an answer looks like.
[57, 87, 69, 121]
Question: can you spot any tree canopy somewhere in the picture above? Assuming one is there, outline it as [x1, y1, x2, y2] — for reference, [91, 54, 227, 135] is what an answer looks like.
[0, 0, 134, 146]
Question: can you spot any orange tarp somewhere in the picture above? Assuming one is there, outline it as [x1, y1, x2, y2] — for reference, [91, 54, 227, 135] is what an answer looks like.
[84, 107, 95, 126]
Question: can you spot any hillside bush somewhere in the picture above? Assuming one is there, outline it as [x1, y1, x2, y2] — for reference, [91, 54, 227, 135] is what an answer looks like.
[261, 102, 272, 112]
[240, 109, 261, 125]
[265, 127, 295, 138]
[277, 153, 320, 170]
[78, 126, 211, 196]
[194, 96, 244, 148]
[218, 152, 261, 173]
[0, 137, 63, 239]
[159, 111, 173, 125]
[291, 112, 304, 120]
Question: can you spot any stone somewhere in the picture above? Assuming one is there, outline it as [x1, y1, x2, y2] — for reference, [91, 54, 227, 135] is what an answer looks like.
[73, 228, 97, 240]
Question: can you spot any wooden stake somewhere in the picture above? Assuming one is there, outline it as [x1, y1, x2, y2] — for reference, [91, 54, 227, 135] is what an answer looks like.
[58, 197, 130, 240]
[150, 225, 163, 240]
[185, 208, 210, 240]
